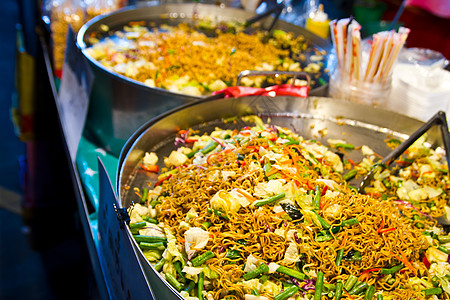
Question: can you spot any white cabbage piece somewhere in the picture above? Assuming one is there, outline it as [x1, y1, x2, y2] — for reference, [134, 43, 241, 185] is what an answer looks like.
[130, 203, 150, 223]
[429, 262, 450, 294]
[221, 170, 236, 181]
[182, 266, 204, 277]
[426, 247, 449, 264]
[180, 291, 199, 300]
[268, 262, 280, 273]
[164, 150, 188, 167]
[229, 189, 252, 208]
[185, 208, 198, 222]
[143, 152, 158, 165]
[184, 227, 210, 257]
[139, 223, 165, 238]
[244, 254, 260, 273]
[283, 242, 300, 264]
[361, 145, 374, 156]
[210, 190, 242, 213]
[244, 295, 269, 300]
[254, 179, 286, 198]
[241, 279, 262, 292]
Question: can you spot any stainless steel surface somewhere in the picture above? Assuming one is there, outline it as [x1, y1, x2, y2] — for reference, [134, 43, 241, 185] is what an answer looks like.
[116, 96, 444, 300]
[77, 3, 331, 156]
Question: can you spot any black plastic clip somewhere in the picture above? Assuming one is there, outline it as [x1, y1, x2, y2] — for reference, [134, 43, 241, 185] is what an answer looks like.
[114, 203, 130, 230]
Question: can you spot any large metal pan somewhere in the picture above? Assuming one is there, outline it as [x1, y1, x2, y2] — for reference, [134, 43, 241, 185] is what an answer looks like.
[117, 96, 444, 300]
[77, 3, 331, 156]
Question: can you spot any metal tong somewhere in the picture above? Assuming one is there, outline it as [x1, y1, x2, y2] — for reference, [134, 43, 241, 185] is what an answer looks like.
[359, 111, 450, 193]
[244, 2, 285, 36]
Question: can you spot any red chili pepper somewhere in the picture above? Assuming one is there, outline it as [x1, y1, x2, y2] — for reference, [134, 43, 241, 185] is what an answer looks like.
[361, 268, 381, 275]
[422, 254, 431, 269]
[395, 160, 412, 166]
[321, 185, 328, 196]
[378, 227, 396, 234]
[377, 219, 385, 234]
[139, 164, 159, 173]
[155, 174, 172, 187]
[185, 138, 198, 143]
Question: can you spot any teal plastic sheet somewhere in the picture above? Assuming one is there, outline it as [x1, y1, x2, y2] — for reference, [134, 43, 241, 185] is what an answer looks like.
[76, 136, 119, 211]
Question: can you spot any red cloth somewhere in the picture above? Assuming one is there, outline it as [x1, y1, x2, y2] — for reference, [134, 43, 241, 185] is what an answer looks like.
[406, 0, 450, 18]
[213, 84, 309, 98]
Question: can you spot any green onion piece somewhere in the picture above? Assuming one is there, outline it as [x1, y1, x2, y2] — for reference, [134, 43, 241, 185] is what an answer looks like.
[253, 192, 286, 207]
[336, 143, 355, 150]
[139, 241, 166, 250]
[376, 294, 383, 300]
[198, 272, 204, 300]
[438, 245, 449, 254]
[380, 264, 403, 275]
[201, 222, 211, 230]
[276, 266, 305, 280]
[343, 169, 357, 181]
[335, 280, 343, 300]
[423, 287, 443, 296]
[212, 209, 229, 220]
[364, 285, 376, 300]
[344, 275, 358, 291]
[342, 218, 359, 226]
[201, 141, 219, 155]
[313, 185, 321, 211]
[129, 221, 147, 229]
[349, 281, 368, 295]
[174, 261, 185, 280]
[165, 273, 183, 291]
[336, 248, 345, 267]
[316, 234, 333, 242]
[142, 216, 158, 224]
[225, 249, 242, 260]
[274, 285, 299, 300]
[153, 257, 165, 272]
[191, 251, 215, 267]
[140, 188, 148, 203]
[186, 149, 200, 159]
[133, 235, 167, 243]
[243, 263, 269, 280]
[184, 280, 195, 293]
[313, 211, 331, 230]
[314, 271, 325, 300]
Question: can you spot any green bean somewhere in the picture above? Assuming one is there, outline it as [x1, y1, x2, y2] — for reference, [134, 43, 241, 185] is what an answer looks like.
[133, 235, 167, 243]
[201, 141, 219, 154]
[313, 185, 321, 211]
[335, 281, 343, 300]
[201, 222, 211, 230]
[380, 264, 403, 275]
[335, 248, 345, 267]
[191, 251, 215, 267]
[343, 169, 357, 181]
[259, 274, 269, 283]
[253, 192, 286, 207]
[198, 272, 204, 300]
[153, 257, 165, 272]
[274, 285, 299, 300]
[139, 241, 166, 250]
[313, 211, 331, 230]
[423, 287, 443, 296]
[165, 273, 183, 291]
[243, 263, 269, 280]
[344, 275, 358, 291]
[276, 266, 305, 280]
[140, 188, 148, 203]
[129, 221, 147, 229]
[314, 271, 324, 300]
[376, 294, 383, 300]
[349, 281, 368, 295]
[212, 209, 230, 220]
[364, 285, 375, 300]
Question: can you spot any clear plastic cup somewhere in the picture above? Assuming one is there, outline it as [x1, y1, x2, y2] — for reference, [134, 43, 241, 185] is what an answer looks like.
[329, 69, 392, 106]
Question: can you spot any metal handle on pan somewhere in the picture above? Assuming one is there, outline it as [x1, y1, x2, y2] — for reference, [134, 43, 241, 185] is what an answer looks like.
[236, 70, 311, 88]
[359, 111, 450, 193]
